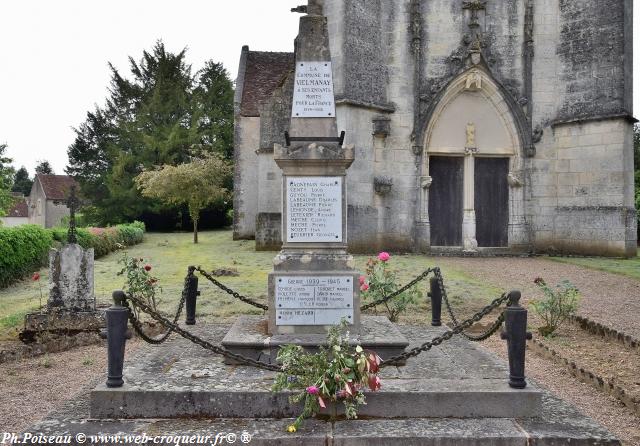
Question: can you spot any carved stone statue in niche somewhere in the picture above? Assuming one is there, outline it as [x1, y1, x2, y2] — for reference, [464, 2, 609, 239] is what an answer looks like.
[465, 122, 476, 149]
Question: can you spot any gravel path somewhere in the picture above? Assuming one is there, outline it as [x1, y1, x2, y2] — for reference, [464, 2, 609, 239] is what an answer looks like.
[438, 256, 640, 339]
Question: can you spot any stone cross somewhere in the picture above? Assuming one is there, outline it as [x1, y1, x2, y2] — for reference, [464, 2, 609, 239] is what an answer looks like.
[66, 185, 80, 244]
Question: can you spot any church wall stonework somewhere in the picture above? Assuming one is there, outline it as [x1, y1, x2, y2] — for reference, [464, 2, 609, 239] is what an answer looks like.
[234, 0, 636, 257]
[233, 116, 260, 240]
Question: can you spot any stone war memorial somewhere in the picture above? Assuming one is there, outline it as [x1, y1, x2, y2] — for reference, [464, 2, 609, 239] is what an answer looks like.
[234, 0, 637, 258]
[26, 2, 624, 444]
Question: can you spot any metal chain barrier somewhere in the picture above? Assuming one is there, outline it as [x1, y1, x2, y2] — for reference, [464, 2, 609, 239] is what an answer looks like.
[126, 269, 192, 344]
[195, 266, 268, 311]
[360, 268, 435, 311]
[123, 291, 282, 372]
[381, 292, 510, 366]
[433, 267, 506, 342]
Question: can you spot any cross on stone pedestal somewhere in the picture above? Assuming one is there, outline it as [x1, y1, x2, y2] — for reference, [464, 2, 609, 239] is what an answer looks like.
[66, 185, 81, 244]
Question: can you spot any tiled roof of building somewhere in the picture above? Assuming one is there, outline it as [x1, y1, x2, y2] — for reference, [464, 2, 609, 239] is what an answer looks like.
[6, 197, 28, 218]
[36, 174, 78, 200]
[240, 51, 294, 117]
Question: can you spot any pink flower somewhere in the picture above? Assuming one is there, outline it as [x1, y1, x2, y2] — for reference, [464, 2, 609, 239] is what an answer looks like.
[368, 375, 381, 391]
[306, 385, 319, 395]
[32, 272, 40, 281]
[359, 275, 366, 285]
[378, 252, 390, 262]
[360, 283, 369, 292]
[144, 264, 152, 271]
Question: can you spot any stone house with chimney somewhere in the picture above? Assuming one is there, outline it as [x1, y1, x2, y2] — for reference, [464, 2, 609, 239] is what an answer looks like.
[233, 0, 636, 257]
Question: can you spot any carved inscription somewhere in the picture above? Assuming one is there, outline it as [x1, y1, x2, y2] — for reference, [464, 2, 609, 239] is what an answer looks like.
[286, 177, 342, 243]
[275, 276, 354, 326]
[291, 62, 336, 118]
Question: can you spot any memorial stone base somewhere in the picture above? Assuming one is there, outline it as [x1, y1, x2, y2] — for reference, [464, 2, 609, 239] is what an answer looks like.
[221, 315, 409, 365]
[26, 322, 620, 445]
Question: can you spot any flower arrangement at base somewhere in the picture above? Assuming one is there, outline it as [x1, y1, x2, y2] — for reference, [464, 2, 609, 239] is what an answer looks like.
[272, 320, 382, 432]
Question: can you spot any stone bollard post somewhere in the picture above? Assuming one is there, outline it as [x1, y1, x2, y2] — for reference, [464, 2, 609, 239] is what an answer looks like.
[500, 290, 532, 389]
[428, 277, 442, 327]
[105, 291, 130, 388]
[185, 272, 200, 326]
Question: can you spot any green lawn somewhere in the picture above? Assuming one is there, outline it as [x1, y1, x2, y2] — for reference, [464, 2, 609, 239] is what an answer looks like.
[0, 230, 501, 340]
[549, 249, 640, 281]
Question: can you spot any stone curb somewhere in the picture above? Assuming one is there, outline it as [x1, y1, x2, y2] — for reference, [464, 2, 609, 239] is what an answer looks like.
[528, 338, 640, 416]
[570, 315, 640, 352]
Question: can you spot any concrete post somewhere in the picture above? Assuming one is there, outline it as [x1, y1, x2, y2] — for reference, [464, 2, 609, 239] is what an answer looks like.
[501, 290, 532, 389]
[106, 291, 129, 388]
[429, 277, 442, 327]
[185, 274, 199, 326]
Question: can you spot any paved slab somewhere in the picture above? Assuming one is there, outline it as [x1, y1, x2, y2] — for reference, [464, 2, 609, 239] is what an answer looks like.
[27, 390, 619, 445]
[91, 323, 542, 419]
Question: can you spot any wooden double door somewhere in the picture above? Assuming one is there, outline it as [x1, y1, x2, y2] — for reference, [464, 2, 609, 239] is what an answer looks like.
[428, 156, 509, 247]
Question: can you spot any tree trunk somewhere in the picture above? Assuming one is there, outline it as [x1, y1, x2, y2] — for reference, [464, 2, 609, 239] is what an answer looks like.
[193, 217, 199, 244]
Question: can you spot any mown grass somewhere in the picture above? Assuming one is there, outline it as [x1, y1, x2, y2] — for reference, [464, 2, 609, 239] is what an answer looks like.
[548, 249, 640, 281]
[0, 230, 501, 339]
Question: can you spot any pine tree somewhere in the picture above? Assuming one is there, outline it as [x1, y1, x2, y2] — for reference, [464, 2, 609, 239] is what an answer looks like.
[11, 167, 33, 196]
[67, 41, 234, 226]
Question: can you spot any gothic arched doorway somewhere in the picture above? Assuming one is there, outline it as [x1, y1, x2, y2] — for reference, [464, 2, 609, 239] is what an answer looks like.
[418, 68, 526, 252]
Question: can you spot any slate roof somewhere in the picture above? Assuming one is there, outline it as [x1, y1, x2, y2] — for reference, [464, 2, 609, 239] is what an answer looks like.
[6, 196, 28, 218]
[36, 174, 78, 200]
[240, 51, 295, 117]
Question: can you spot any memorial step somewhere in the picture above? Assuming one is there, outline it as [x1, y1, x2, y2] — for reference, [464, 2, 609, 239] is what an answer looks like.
[89, 323, 542, 420]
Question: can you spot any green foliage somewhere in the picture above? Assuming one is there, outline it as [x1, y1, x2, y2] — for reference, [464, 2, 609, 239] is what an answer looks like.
[67, 41, 234, 227]
[49, 222, 144, 257]
[360, 253, 420, 322]
[531, 278, 580, 337]
[273, 321, 382, 432]
[135, 155, 232, 243]
[35, 160, 54, 175]
[0, 225, 53, 288]
[0, 143, 15, 219]
[117, 251, 161, 312]
[11, 166, 33, 196]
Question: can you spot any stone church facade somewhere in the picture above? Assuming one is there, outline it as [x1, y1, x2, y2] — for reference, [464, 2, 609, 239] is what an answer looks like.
[233, 0, 637, 257]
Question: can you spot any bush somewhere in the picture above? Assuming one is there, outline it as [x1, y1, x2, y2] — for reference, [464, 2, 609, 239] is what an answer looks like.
[0, 222, 145, 288]
[531, 278, 580, 337]
[0, 225, 53, 288]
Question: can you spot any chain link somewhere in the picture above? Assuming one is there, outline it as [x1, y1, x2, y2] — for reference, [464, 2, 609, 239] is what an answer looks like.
[195, 267, 268, 311]
[433, 267, 506, 342]
[360, 268, 435, 311]
[381, 292, 510, 366]
[124, 292, 281, 372]
[126, 269, 192, 344]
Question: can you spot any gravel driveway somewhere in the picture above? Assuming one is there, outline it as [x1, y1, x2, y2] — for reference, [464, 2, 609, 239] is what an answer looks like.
[438, 256, 640, 339]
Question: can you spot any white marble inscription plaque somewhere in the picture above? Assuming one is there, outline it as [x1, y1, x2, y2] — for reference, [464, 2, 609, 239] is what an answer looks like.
[275, 276, 354, 326]
[287, 177, 342, 243]
[291, 62, 336, 118]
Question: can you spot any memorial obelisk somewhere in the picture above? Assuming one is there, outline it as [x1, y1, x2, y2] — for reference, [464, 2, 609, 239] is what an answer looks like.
[268, 2, 359, 335]
[222, 2, 408, 361]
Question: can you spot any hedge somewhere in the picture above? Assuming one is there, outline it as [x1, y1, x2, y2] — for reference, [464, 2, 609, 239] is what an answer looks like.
[0, 221, 145, 288]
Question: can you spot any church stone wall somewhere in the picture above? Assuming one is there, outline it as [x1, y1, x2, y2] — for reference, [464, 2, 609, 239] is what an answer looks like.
[233, 116, 260, 240]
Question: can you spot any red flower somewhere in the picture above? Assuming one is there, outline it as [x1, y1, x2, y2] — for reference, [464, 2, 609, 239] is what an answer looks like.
[360, 283, 369, 292]
[144, 264, 152, 271]
[32, 272, 40, 281]
[359, 275, 366, 285]
[368, 375, 381, 391]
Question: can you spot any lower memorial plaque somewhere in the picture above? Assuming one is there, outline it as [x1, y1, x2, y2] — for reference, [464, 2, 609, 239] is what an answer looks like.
[275, 276, 353, 326]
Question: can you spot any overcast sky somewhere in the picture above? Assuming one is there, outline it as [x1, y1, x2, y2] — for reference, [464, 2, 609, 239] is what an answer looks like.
[0, 1, 638, 175]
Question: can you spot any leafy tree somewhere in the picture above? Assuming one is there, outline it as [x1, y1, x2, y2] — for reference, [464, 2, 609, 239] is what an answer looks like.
[12, 167, 33, 196]
[135, 155, 232, 243]
[0, 144, 15, 218]
[67, 41, 234, 227]
[35, 160, 54, 175]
